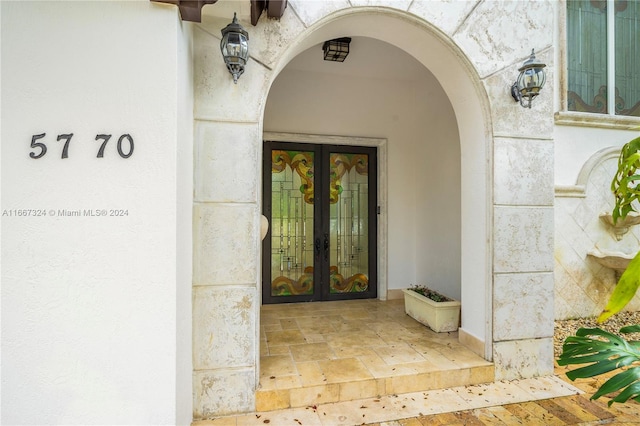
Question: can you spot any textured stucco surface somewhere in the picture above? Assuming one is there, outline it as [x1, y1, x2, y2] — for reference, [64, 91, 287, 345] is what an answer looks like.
[1, 1, 193, 424]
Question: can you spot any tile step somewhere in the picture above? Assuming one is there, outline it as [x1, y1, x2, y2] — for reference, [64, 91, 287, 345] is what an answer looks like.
[256, 364, 494, 412]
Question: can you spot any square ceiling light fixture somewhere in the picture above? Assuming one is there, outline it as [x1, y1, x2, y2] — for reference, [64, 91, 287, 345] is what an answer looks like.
[323, 37, 352, 62]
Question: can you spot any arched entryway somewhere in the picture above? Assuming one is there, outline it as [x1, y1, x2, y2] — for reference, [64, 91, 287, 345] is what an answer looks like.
[253, 6, 493, 413]
[191, 6, 494, 418]
[261, 9, 492, 358]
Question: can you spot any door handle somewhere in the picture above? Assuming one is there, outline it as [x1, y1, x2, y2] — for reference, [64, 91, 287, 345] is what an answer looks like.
[323, 233, 329, 262]
[315, 237, 321, 259]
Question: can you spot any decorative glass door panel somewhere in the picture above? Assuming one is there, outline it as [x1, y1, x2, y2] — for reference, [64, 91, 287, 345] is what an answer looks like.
[328, 152, 370, 295]
[269, 149, 315, 297]
[263, 142, 377, 304]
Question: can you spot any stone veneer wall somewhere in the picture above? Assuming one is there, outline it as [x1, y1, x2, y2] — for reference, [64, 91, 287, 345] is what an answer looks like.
[555, 148, 640, 320]
[191, 0, 557, 417]
[491, 135, 555, 381]
[191, 23, 265, 418]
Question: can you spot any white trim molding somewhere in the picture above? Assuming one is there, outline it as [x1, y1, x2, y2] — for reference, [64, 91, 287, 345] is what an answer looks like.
[555, 145, 621, 198]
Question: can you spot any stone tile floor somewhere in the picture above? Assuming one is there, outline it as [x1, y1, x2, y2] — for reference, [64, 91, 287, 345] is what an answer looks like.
[256, 299, 493, 411]
[193, 374, 593, 425]
[193, 299, 640, 425]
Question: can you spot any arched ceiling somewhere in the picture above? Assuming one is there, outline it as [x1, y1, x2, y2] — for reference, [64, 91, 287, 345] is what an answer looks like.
[284, 36, 434, 83]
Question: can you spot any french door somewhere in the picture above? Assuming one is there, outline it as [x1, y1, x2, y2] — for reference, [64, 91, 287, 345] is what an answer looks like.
[262, 141, 377, 304]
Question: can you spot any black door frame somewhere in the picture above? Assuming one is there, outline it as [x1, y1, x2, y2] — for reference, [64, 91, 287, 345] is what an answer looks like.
[262, 141, 378, 304]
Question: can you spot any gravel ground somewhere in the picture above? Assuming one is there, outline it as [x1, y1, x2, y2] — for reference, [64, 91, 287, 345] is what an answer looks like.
[554, 311, 640, 358]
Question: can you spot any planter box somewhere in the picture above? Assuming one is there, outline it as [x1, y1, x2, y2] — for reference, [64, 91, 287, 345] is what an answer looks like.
[402, 289, 461, 333]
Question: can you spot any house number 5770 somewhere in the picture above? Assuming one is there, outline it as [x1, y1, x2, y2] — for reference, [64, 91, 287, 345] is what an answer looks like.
[29, 133, 134, 159]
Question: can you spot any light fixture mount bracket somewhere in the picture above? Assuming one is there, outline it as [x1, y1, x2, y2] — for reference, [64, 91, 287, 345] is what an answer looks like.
[510, 49, 547, 109]
[220, 12, 249, 83]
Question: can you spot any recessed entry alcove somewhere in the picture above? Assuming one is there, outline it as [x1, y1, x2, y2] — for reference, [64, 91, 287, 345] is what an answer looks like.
[259, 16, 491, 356]
[192, 6, 494, 417]
[253, 23, 491, 411]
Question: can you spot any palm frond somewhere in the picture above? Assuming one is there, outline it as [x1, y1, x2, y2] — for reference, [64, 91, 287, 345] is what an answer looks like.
[557, 327, 640, 405]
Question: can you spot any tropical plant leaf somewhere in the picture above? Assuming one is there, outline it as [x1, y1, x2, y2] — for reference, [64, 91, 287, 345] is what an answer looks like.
[557, 327, 640, 405]
[592, 368, 640, 405]
[621, 325, 640, 334]
[601, 136, 640, 320]
[609, 381, 640, 405]
[598, 250, 640, 322]
[611, 136, 640, 225]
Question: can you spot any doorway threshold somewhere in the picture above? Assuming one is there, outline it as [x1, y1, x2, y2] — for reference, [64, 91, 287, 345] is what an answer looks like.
[257, 299, 494, 411]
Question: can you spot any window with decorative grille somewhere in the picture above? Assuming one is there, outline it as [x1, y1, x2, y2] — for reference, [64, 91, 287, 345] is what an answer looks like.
[567, 0, 639, 117]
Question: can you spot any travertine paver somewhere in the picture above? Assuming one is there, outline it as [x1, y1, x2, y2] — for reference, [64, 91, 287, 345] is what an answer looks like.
[257, 299, 494, 410]
[192, 300, 640, 425]
[192, 375, 582, 425]
[381, 367, 640, 426]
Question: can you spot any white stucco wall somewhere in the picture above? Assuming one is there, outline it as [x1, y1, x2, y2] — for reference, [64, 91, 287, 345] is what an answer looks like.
[1, 1, 192, 424]
[555, 125, 639, 187]
[412, 78, 461, 300]
[263, 39, 461, 298]
[176, 12, 195, 426]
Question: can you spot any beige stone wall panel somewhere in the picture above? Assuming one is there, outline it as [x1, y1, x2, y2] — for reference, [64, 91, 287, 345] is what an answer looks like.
[493, 206, 554, 273]
[288, 0, 351, 27]
[483, 48, 554, 139]
[493, 272, 554, 341]
[193, 368, 256, 418]
[493, 338, 554, 381]
[453, 0, 554, 78]
[193, 26, 270, 122]
[494, 137, 554, 206]
[409, 0, 479, 36]
[195, 121, 259, 203]
[193, 203, 259, 285]
[193, 286, 257, 370]
[198, 11, 306, 72]
[351, 0, 412, 8]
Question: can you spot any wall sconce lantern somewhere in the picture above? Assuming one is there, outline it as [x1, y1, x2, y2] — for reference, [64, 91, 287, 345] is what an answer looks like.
[220, 13, 249, 83]
[322, 37, 352, 62]
[510, 49, 546, 108]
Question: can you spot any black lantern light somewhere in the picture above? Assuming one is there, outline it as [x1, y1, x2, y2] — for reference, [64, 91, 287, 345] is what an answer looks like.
[220, 13, 249, 83]
[510, 49, 547, 108]
[322, 37, 351, 62]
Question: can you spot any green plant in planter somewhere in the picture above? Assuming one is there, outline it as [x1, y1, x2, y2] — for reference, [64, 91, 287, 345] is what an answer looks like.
[557, 135, 640, 405]
[409, 285, 452, 302]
